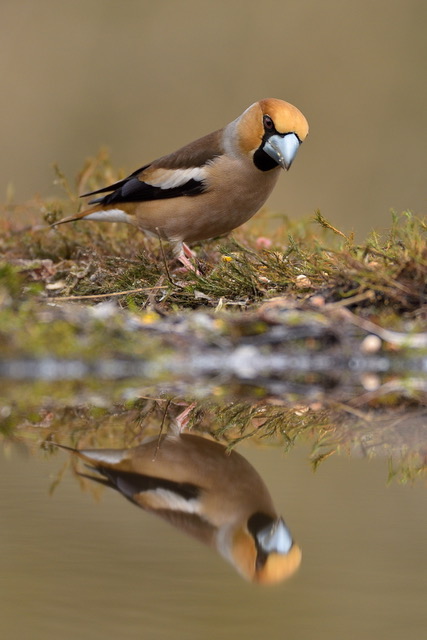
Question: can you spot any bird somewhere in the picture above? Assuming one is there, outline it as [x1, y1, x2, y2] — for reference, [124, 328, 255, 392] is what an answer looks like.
[53, 98, 309, 269]
[55, 432, 302, 584]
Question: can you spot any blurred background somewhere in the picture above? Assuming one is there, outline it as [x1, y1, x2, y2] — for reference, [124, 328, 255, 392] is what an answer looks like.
[1, 0, 426, 236]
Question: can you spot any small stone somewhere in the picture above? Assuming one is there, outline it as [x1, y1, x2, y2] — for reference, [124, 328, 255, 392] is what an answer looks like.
[361, 373, 381, 391]
[295, 274, 312, 288]
[360, 334, 382, 353]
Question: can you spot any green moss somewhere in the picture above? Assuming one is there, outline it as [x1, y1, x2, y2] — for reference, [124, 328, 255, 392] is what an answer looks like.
[0, 262, 25, 300]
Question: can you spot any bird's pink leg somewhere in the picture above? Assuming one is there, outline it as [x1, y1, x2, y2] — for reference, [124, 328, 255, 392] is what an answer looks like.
[175, 242, 200, 274]
[175, 402, 197, 432]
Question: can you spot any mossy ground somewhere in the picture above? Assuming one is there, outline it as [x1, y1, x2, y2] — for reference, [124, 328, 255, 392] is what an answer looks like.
[3, 202, 426, 318]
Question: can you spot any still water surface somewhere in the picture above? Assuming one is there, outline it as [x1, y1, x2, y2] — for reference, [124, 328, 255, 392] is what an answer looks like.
[1, 436, 425, 640]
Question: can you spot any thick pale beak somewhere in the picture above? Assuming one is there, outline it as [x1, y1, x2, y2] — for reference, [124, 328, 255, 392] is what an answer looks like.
[263, 132, 301, 170]
[256, 517, 293, 554]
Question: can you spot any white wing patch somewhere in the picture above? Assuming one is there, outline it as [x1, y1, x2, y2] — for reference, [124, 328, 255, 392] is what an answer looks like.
[146, 167, 206, 190]
[139, 488, 200, 513]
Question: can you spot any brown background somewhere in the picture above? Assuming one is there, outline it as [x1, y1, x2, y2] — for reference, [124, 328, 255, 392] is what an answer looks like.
[1, 0, 426, 236]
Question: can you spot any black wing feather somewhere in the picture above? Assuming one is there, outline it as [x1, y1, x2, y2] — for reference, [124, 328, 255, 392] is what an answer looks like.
[91, 467, 201, 502]
[92, 176, 206, 206]
[80, 165, 149, 198]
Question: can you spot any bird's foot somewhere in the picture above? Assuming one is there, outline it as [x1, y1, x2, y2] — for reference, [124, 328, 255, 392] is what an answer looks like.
[175, 402, 197, 432]
[176, 243, 200, 274]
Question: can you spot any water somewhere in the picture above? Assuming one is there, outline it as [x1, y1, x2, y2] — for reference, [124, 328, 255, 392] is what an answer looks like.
[1, 423, 426, 640]
[2, 1, 426, 236]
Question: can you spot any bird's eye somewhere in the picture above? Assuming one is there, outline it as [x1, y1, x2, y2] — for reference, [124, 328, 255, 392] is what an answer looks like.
[263, 115, 274, 131]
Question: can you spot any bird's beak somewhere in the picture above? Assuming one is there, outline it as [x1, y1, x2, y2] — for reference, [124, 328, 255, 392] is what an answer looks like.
[263, 132, 301, 170]
[256, 517, 293, 554]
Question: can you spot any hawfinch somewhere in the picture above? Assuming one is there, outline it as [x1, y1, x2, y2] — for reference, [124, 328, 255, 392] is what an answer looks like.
[54, 98, 308, 267]
[56, 432, 301, 584]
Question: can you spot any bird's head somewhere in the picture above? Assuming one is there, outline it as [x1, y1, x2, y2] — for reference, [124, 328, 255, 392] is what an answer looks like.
[229, 512, 302, 585]
[235, 98, 309, 171]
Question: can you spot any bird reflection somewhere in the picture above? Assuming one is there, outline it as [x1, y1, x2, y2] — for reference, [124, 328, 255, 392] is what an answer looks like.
[57, 432, 301, 584]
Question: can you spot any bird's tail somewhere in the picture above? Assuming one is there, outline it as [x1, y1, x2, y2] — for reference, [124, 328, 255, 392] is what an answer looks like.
[50, 204, 103, 228]
[49, 442, 114, 486]
[51, 441, 130, 468]
[49, 441, 78, 453]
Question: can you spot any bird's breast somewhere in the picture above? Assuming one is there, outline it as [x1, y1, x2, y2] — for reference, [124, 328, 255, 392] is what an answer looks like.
[130, 158, 281, 243]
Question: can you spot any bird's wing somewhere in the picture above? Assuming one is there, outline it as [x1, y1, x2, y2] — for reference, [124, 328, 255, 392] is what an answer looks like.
[85, 465, 216, 545]
[81, 129, 224, 206]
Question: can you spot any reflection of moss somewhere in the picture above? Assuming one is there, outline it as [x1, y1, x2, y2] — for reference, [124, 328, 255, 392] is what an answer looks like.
[0, 262, 24, 299]
[4, 395, 426, 483]
[310, 405, 427, 483]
